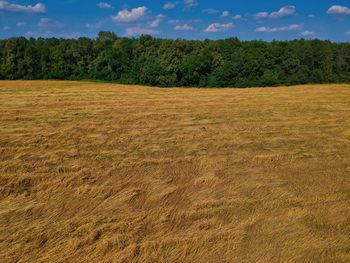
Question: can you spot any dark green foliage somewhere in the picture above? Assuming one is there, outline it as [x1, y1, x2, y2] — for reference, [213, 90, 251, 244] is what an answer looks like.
[0, 32, 349, 87]
[260, 70, 279, 87]
[139, 58, 164, 86]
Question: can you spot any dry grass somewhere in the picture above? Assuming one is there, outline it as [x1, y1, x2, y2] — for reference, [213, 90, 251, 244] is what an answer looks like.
[0, 81, 350, 263]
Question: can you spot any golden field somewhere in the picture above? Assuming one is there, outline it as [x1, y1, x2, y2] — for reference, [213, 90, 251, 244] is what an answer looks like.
[0, 81, 350, 263]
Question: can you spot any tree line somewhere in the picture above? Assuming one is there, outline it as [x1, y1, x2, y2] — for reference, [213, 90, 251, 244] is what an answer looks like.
[0, 31, 349, 87]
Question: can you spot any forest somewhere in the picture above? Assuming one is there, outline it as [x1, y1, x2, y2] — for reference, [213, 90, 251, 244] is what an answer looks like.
[0, 31, 350, 87]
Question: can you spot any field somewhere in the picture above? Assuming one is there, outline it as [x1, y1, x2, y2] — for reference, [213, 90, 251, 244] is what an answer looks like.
[0, 81, 350, 263]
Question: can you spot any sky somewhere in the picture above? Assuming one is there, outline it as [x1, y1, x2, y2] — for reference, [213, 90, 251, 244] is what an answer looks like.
[0, 0, 349, 41]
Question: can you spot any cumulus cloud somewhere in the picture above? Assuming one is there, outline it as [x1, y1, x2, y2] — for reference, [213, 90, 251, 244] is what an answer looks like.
[254, 12, 269, 19]
[204, 22, 234, 33]
[202, 8, 219, 14]
[168, 19, 181, 24]
[327, 5, 350, 15]
[233, 14, 242, 20]
[124, 27, 159, 37]
[85, 19, 106, 29]
[163, 2, 176, 10]
[184, 0, 198, 9]
[221, 11, 230, 18]
[97, 2, 112, 9]
[255, 6, 296, 19]
[38, 18, 63, 28]
[301, 30, 314, 36]
[0, 1, 45, 13]
[149, 14, 165, 28]
[112, 6, 148, 23]
[270, 6, 296, 18]
[164, 0, 197, 11]
[168, 18, 201, 25]
[174, 24, 194, 31]
[255, 24, 302, 32]
[16, 22, 25, 27]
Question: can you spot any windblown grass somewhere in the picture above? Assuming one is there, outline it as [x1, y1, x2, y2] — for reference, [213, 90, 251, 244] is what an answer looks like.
[0, 81, 350, 262]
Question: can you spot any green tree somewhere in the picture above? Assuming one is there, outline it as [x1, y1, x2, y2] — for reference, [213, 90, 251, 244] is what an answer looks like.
[0, 32, 349, 87]
[260, 70, 279, 87]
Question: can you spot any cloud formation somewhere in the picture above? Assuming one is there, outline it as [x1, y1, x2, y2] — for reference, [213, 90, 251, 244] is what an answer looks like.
[0, 1, 45, 13]
[254, 12, 269, 19]
[221, 11, 230, 18]
[97, 2, 112, 9]
[174, 24, 194, 31]
[38, 18, 63, 28]
[256, 24, 302, 32]
[184, 0, 198, 9]
[112, 7, 148, 23]
[16, 22, 25, 27]
[125, 27, 158, 36]
[0, 1, 347, 41]
[327, 5, 350, 15]
[163, 2, 176, 10]
[204, 23, 234, 33]
[149, 14, 165, 28]
[202, 8, 219, 15]
[85, 19, 106, 29]
[270, 6, 296, 18]
[301, 30, 314, 36]
[255, 6, 296, 19]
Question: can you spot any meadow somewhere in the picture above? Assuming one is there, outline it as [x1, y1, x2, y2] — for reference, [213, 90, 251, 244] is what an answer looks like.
[0, 81, 349, 263]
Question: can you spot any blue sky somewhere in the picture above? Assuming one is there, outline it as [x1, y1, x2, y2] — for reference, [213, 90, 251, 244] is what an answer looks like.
[0, 0, 349, 41]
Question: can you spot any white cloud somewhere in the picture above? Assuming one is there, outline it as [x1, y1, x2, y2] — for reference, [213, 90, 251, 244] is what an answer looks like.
[255, 6, 296, 19]
[38, 18, 63, 28]
[0, 1, 45, 13]
[164, 0, 198, 11]
[184, 0, 198, 9]
[221, 11, 230, 18]
[255, 24, 302, 32]
[168, 19, 181, 24]
[270, 6, 296, 18]
[97, 2, 112, 9]
[254, 12, 269, 19]
[124, 27, 159, 37]
[327, 5, 350, 15]
[86, 18, 111, 29]
[16, 22, 25, 27]
[308, 14, 315, 18]
[24, 31, 36, 38]
[85, 20, 106, 29]
[301, 30, 314, 36]
[163, 2, 176, 10]
[112, 6, 148, 23]
[346, 29, 350, 35]
[174, 24, 194, 31]
[168, 18, 201, 25]
[204, 22, 234, 33]
[3, 26, 10, 31]
[202, 8, 218, 14]
[233, 14, 242, 20]
[149, 14, 165, 28]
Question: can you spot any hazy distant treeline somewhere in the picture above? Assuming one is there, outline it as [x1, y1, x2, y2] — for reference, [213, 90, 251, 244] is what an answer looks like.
[0, 31, 349, 87]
